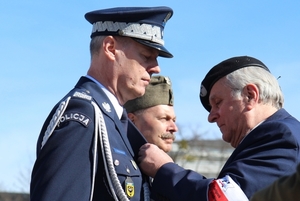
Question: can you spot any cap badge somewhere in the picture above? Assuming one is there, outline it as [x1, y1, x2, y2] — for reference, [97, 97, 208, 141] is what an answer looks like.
[200, 85, 207, 97]
[164, 76, 171, 85]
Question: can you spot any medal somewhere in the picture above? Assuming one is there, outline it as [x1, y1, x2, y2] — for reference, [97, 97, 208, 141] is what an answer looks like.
[131, 160, 138, 170]
[125, 176, 134, 198]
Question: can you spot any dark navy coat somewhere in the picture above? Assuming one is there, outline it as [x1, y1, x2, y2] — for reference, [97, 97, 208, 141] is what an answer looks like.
[150, 109, 300, 201]
[30, 76, 148, 201]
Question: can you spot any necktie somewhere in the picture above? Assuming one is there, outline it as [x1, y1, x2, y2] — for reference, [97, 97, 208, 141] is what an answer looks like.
[120, 109, 128, 131]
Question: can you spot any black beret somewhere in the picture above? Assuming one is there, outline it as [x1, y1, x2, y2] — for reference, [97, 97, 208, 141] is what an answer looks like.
[200, 56, 270, 112]
[124, 75, 173, 113]
[85, 6, 173, 58]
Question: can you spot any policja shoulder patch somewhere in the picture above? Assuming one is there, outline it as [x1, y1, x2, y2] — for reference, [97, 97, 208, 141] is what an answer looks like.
[58, 112, 90, 127]
[55, 90, 93, 128]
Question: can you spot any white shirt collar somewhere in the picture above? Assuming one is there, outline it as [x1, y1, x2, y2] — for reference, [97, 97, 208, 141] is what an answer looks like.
[85, 75, 123, 119]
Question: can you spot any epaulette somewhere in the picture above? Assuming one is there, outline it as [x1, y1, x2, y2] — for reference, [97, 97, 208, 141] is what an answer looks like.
[72, 90, 92, 101]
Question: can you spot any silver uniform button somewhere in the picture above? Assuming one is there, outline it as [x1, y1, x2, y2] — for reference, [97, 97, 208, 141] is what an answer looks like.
[114, 159, 120, 166]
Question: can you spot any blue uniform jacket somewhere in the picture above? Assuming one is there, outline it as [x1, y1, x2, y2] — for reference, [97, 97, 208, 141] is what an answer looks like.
[30, 76, 148, 201]
[150, 109, 300, 201]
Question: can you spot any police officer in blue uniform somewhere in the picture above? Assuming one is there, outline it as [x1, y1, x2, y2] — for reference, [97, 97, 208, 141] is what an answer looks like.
[138, 56, 300, 201]
[30, 6, 173, 201]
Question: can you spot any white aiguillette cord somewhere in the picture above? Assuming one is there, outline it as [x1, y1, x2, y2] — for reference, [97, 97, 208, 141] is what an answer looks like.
[41, 96, 71, 149]
[91, 101, 127, 201]
[91, 101, 150, 201]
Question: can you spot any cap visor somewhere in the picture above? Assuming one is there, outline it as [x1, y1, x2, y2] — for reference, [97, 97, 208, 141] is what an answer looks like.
[133, 39, 173, 58]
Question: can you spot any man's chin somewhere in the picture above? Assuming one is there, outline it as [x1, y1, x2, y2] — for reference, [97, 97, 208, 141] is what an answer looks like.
[136, 87, 146, 98]
[161, 144, 172, 153]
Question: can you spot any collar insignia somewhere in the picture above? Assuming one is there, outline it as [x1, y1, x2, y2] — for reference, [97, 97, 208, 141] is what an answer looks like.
[102, 102, 111, 112]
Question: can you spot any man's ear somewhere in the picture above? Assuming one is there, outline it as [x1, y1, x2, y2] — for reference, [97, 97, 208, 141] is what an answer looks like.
[127, 113, 135, 123]
[103, 36, 116, 60]
[244, 83, 259, 109]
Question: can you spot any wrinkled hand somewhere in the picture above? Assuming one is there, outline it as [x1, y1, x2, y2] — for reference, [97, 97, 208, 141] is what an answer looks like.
[138, 143, 174, 177]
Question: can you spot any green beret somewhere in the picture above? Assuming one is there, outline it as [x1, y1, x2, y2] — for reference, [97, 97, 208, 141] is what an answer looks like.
[200, 56, 270, 112]
[124, 75, 174, 113]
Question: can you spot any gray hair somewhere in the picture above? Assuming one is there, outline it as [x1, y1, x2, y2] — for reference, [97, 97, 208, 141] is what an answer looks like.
[225, 67, 284, 109]
[89, 36, 105, 58]
[89, 35, 130, 58]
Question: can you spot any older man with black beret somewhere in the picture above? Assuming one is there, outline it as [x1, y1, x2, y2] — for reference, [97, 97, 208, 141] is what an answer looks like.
[138, 56, 300, 201]
[30, 6, 174, 201]
[124, 75, 177, 153]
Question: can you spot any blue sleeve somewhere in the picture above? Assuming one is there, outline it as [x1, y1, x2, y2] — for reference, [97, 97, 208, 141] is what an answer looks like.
[151, 162, 213, 201]
[30, 97, 95, 201]
[219, 120, 300, 198]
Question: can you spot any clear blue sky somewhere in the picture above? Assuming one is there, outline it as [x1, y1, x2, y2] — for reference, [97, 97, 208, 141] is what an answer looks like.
[1, 0, 300, 192]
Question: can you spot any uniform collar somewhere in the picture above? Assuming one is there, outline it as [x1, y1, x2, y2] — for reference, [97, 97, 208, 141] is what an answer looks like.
[85, 75, 123, 119]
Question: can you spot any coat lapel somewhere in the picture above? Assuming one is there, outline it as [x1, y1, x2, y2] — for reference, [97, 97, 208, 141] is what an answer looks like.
[75, 76, 134, 156]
